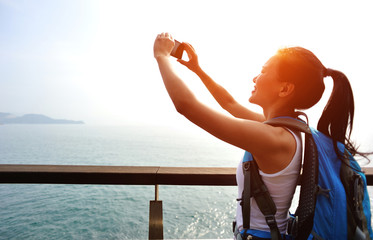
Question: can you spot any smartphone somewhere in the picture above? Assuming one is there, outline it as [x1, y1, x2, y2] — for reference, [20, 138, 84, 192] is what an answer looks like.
[171, 40, 185, 59]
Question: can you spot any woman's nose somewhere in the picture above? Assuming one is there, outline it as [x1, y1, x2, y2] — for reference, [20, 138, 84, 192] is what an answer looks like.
[253, 76, 257, 83]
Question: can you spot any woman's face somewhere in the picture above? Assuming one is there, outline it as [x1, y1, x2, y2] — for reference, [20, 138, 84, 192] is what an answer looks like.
[249, 55, 283, 108]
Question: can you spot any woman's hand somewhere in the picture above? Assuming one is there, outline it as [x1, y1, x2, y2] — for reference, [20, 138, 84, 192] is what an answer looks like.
[177, 43, 202, 73]
[154, 32, 175, 60]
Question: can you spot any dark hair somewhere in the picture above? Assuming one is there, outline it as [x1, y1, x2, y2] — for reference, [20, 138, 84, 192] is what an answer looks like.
[276, 47, 369, 162]
[276, 47, 326, 110]
[317, 69, 359, 161]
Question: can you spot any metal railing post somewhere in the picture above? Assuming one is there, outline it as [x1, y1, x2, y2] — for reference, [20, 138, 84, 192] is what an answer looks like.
[149, 184, 163, 239]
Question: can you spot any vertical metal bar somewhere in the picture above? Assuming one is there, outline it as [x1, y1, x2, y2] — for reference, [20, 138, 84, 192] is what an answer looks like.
[149, 185, 163, 239]
[155, 184, 159, 201]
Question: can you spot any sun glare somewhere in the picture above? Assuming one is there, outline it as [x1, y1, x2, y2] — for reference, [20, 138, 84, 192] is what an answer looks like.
[2, 0, 372, 127]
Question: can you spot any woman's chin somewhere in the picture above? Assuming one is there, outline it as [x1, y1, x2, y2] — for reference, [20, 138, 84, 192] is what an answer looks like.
[249, 96, 255, 104]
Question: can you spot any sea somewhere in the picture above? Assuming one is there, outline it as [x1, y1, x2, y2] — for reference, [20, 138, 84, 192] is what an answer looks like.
[0, 124, 372, 240]
[0, 124, 243, 240]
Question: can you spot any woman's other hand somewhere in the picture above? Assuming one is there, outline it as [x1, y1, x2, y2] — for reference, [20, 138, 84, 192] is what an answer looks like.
[154, 32, 174, 60]
[177, 43, 202, 73]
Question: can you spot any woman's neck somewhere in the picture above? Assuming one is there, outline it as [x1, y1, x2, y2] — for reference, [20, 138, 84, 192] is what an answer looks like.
[264, 108, 295, 121]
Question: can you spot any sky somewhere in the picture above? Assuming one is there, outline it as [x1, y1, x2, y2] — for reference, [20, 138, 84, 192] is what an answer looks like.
[1, 0, 373, 147]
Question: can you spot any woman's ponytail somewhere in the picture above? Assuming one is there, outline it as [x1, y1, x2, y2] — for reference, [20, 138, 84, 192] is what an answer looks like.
[276, 47, 370, 161]
[317, 68, 357, 158]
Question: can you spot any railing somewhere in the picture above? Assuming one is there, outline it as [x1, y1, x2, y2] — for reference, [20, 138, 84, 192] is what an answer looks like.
[1, 164, 373, 239]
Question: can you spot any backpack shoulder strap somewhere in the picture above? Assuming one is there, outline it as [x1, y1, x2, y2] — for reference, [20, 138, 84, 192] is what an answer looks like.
[241, 115, 319, 239]
[264, 117, 311, 135]
[242, 155, 251, 230]
[265, 116, 319, 239]
[241, 152, 282, 240]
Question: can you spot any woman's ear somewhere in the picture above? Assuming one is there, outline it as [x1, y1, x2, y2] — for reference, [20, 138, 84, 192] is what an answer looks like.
[279, 82, 295, 97]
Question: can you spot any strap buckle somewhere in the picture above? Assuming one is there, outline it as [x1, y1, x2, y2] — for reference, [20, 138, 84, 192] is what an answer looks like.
[243, 161, 250, 171]
[265, 215, 283, 240]
[287, 214, 298, 237]
[264, 215, 277, 227]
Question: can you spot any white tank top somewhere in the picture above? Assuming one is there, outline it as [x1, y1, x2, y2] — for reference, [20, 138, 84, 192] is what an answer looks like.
[235, 129, 302, 234]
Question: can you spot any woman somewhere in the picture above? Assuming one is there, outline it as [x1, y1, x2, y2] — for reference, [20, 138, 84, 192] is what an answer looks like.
[153, 32, 358, 239]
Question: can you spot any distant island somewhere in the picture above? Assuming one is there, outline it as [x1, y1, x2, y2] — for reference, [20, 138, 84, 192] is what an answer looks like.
[0, 112, 84, 124]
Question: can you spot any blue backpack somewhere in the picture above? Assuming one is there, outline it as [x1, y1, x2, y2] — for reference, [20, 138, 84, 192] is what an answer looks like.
[238, 116, 373, 240]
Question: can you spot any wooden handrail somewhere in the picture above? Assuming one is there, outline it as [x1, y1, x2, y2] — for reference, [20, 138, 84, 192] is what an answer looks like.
[0, 164, 237, 185]
[1, 164, 372, 185]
